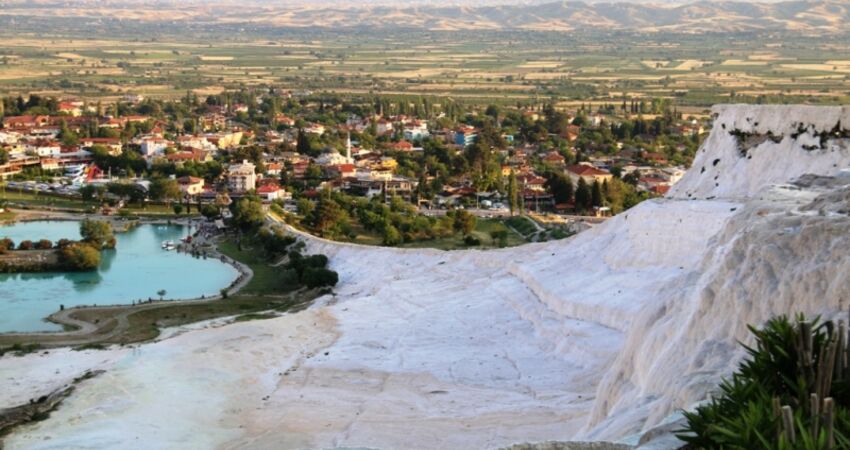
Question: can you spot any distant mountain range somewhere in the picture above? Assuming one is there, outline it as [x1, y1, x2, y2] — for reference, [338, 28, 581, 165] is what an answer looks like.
[1, 0, 848, 33]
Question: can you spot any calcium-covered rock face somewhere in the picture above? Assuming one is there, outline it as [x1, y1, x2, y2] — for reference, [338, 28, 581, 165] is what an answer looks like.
[2, 105, 850, 450]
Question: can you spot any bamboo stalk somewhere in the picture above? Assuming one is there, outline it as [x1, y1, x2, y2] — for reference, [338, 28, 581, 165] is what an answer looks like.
[837, 321, 847, 379]
[822, 339, 838, 400]
[773, 396, 782, 441]
[824, 398, 835, 450]
[810, 393, 820, 438]
[782, 405, 796, 444]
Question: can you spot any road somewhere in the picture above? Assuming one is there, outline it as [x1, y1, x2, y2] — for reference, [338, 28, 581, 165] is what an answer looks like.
[418, 208, 610, 225]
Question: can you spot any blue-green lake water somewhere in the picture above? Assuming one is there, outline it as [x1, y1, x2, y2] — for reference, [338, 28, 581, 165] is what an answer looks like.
[0, 221, 239, 333]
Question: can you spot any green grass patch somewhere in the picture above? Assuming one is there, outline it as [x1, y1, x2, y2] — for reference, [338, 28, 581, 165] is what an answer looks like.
[73, 343, 106, 351]
[217, 238, 291, 295]
[505, 215, 539, 238]
[1, 190, 183, 216]
[234, 312, 278, 322]
[116, 293, 312, 343]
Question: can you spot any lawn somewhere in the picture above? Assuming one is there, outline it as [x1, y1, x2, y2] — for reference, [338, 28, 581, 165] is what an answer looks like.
[216, 238, 287, 295]
[2, 190, 91, 211]
[398, 218, 527, 250]
[504, 215, 539, 239]
[1, 190, 189, 216]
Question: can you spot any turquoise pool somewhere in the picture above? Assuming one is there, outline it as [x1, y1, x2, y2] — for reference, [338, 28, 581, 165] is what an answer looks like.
[0, 221, 239, 333]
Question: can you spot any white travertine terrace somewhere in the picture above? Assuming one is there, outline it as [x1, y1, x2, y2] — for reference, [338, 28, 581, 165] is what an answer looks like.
[2, 105, 850, 449]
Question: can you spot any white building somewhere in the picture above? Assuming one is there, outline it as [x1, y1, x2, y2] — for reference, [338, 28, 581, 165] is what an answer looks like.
[227, 160, 257, 193]
[140, 137, 171, 157]
[403, 121, 430, 141]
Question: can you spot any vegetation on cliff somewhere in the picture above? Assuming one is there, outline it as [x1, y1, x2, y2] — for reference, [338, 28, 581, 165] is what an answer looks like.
[679, 315, 850, 449]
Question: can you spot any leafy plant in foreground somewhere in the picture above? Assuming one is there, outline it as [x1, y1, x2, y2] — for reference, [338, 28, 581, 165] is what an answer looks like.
[678, 314, 850, 449]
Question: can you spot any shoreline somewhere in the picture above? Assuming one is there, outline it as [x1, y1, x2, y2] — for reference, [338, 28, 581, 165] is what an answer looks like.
[0, 208, 256, 345]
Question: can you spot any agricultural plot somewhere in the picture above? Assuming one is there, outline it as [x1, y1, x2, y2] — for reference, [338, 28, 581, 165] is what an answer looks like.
[0, 30, 848, 106]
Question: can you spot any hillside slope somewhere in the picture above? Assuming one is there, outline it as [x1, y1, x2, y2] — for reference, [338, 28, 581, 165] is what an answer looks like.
[1, 1, 848, 33]
[2, 105, 850, 449]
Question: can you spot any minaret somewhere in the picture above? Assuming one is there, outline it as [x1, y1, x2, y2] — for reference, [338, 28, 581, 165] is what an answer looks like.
[346, 132, 352, 162]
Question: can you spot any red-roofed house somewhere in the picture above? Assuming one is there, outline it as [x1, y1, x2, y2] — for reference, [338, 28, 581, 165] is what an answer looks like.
[385, 140, 414, 152]
[3, 115, 49, 129]
[566, 163, 613, 186]
[177, 176, 205, 195]
[325, 163, 356, 179]
[257, 181, 290, 201]
[542, 151, 566, 168]
[517, 174, 547, 192]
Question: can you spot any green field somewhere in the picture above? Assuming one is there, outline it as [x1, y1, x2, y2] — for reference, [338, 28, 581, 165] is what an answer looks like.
[1, 190, 186, 216]
[217, 238, 288, 295]
[396, 218, 526, 250]
[1, 30, 848, 108]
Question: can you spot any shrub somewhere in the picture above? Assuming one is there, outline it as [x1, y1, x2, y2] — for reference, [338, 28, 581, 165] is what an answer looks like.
[36, 239, 53, 250]
[302, 267, 339, 288]
[678, 314, 850, 449]
[80, 219, 115, 250]
[201, 204, 219, 219]
[464, 235, 481, 246]
[18, 240, 33, 250]
[56, 239, 73, 248]
[60, 243, 102, 271]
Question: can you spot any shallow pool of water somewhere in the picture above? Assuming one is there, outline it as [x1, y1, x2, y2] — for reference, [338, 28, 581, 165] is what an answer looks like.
[0, 221, 239, 333]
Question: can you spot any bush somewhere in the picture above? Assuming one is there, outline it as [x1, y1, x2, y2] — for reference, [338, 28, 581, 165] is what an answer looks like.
[678, 315, 850, 449]
[60, 243, 102, 271]
[18, 240, 33, 250]
[80, 219, 115, 250]
[56, 239, 73, 248]
[36, 239, 53, 250]
[258, 227, 296, 255]
[463, 235, 481, 246]
[302, 267, 339, 288]
[201, 204, 219, 219]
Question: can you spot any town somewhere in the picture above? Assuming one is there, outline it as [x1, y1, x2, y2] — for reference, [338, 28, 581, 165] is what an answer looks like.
[0, 91, 703, 247]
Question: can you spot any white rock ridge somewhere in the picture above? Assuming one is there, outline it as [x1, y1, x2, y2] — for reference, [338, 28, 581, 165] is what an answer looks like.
[2, 105, 850, 449]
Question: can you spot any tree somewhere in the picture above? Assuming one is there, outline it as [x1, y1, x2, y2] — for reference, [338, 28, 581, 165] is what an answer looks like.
[149, 178, 181, 206]
[296, 198, 315, 217]
[490, 229, 508, 248]
[80, 219, 115, 249]
[591, 180, 603, 208]
[508, 170, 519, 216]
[79, 184, 107, 203]
[574, 178, 592, 212]
[107, 182, 146, 205]
[60, 243, 101, 271]
[382, 223, 402, 246]
[59, 120, 79, 146]
[157, 289, 167, 301]
[545, 172, 574, 205]
[232, 197, 265, 230]
[200, 204, 219, 219]
[450, 210, 477, 235]
[0, 238, 12, 254]
[36, 239, 53, 250]
[301, 267, 339, 288]
[307, 195, 349, 238]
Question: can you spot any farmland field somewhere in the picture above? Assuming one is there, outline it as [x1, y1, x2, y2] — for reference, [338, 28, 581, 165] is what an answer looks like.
[0, 25, 849, 109]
